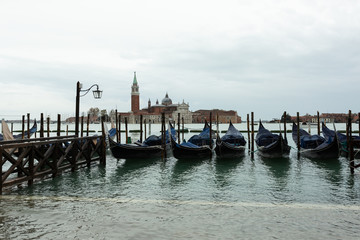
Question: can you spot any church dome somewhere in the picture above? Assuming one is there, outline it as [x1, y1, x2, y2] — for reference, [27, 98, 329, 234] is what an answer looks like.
[161, 93, 172, 106]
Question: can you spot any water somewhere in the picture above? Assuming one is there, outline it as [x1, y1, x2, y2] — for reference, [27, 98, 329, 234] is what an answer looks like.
[1, 123, 360, 239]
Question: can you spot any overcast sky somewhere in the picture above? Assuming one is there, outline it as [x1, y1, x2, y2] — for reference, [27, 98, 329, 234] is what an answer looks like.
[1, 0, 360, 121]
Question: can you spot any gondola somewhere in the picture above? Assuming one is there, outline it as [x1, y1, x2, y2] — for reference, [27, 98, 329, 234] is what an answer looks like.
[109, 137, 163, 159]
[255, 121, 290, 158]
[215, 121, 246, 158]
[170, 121, 212, 159]
[321, 122, 360, 157]
[0, 119, 37, 141]
[292, 122, 339, 159]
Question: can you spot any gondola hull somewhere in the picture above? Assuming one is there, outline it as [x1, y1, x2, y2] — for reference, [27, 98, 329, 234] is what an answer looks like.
[109, 139, 163, 159]
[256, 136, 290, 158]
[171, 136, 212, 159]
[215, 141, 246, 158]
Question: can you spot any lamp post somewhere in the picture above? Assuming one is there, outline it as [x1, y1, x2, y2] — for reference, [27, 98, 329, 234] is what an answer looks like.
[75, 81, 102, 137]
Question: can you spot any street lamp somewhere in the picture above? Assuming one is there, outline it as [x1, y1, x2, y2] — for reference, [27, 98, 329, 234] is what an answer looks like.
[75, 81, 102, 136]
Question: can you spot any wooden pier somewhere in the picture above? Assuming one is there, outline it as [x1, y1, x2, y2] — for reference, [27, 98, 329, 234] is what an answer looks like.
[0, 134, 106, 194]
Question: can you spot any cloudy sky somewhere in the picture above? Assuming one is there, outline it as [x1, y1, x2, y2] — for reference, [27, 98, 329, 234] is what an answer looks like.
[1, 0, 360, 121]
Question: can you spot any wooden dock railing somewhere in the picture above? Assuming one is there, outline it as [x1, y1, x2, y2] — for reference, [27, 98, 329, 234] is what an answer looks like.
[0, 135, 106, 194]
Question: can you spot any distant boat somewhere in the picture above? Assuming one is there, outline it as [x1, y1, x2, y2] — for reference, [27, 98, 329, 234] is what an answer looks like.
[255, 121, 290, 158]
[292, 122, 339, 159]
[215, 121, 246, 158]
[170, 121, 212, 159]
[0, 120, 37, 141]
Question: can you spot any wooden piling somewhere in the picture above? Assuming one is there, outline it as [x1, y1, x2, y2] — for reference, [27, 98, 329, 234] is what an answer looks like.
[115, 110, 119, 142]
[209, 112, 213, 153]
[0, 147, 2, 195]
[125, 117, 128, 143]
[358, 112, 360, 136]
[251, 112, 254, 159]
[27, 113, 30, 139]
[161, 112, 166, 158]
[86, 114, 90, 137]
[57, 114, 61, 137]
[80, 115, 84, 137]
[178, 113, 181, 144]
[144, 118, 147, 140]
[118, 113, 121, 143]
[297, 112, 300, 158]
[181, 117, 184, 142]
[317, 111, 320, 136]
[40, 113, 44, 138]
[283, 111, 287, 141]
[22, 115, 25, 139]
[140, 115, 143, 143]
[101, 117, 106, 166]
[247, 114, 250, 153]
[47, 116, 50, 137]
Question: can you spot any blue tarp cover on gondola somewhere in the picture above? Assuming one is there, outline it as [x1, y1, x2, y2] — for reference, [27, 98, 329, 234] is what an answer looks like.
[221, 122, 246, 145]
[188, 122, 212, 146]
[300, 135, 325, 148]
[256, 122, 279, 147]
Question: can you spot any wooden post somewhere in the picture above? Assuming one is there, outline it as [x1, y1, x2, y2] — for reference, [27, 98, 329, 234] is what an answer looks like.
[283, 111, 287, 141]
[125, 117, 128, 143]
[118, 114, 121, 143]
[66, 125, 69, 136]
[181, 117, 184, 142]
[101, 117, 106, 165]
[140, 115, 143, 143]
[209, 112, 213, 151]
[0, 147, 2, 195]
[80, 115, 84, 137]
[86, 114, 90, 136]
[251, 112, 254, 159]
[297, 112, 300, 158]
[178, 113, 181, 144]
[161, 112, 166, 158]
[40, 113, 44, 138]
[216, 114, 219, 139]
[22, 115, 25, 139]
[27, 113, 30, 139]
[246, 114, 251, 153]
[317, 111, 320, 136]
[144, 118, 147, 140]
[358, 112, 360, 136]
[57, 114, 61, 137]
[115, 110, 119, 142]
[47, 116, 50, 137]
[11, 123, 13, 134]
[148, 119, 151, 136]
[348, 115, 354, 174]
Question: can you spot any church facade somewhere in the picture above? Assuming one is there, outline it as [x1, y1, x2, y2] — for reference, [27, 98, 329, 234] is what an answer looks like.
[118, 72, 192, 124]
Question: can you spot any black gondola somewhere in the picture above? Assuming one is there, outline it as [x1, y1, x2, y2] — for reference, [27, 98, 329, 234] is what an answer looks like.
[255, 121, 290, 158]
[321, 122, 360, 157]
[0, 119, 37, 141]
[215, 121, 246, 158]
[292, 122, 339, 159]
[170, 121, 212, 159]
[109, 138, 163, 159]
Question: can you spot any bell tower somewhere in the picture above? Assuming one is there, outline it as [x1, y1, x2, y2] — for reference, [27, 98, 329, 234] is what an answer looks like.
[131, 71, 140, 112]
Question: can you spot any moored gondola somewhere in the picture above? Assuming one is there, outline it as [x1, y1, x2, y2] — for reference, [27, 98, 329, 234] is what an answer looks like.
[109, 138, 163, 159]
[255, 121, 290, 158]
[292, 122, 339, 159]
[215, 121, 246, 158]
[170, 121, 213, 159]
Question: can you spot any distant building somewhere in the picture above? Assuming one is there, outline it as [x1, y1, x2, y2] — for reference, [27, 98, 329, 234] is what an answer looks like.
[192, 109, 241, 123]
[290, 113, 358, 123]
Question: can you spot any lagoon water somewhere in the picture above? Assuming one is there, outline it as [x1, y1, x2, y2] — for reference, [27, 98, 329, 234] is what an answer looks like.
[1, 123, 360, 239]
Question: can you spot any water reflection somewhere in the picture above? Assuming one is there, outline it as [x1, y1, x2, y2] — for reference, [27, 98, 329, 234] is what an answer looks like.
[309, 158, 342, 186]
[259, 156, 291, 182]
[213, 156, 244, 188]
[171, 158, 209, 186]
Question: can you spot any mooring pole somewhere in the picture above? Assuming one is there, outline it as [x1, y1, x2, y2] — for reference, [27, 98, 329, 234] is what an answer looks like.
[210, 112, 213, 149]
[297, 112, 300, 158]
[27, 113, 30, 139]
[283, 111, 287, 141]
[47, 116, 50, 138]
[125, 117, 128, 143]
[40, 113, 44, 138]
[140, 115, 143, 143]
[161, 112, 166, 159]
[101, 117, 106, 166]
[182, 117, 184, 142]
[178, 113, 181, 144]
[21, 115, 25, 139]
[115, 110, 118, 142]
[247, 114, 250, 154]
[118, 114, 121, 143]
[57, 114, 61, 137]
[0, 147, 3, 195]
[348, 114, 354, 174]
[86, 114, 90, 137]
[317, 111, 320, 136]
[358, 112, 360, 136]
[251, 112, 254, 159]
[144, 118, 147, 140]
